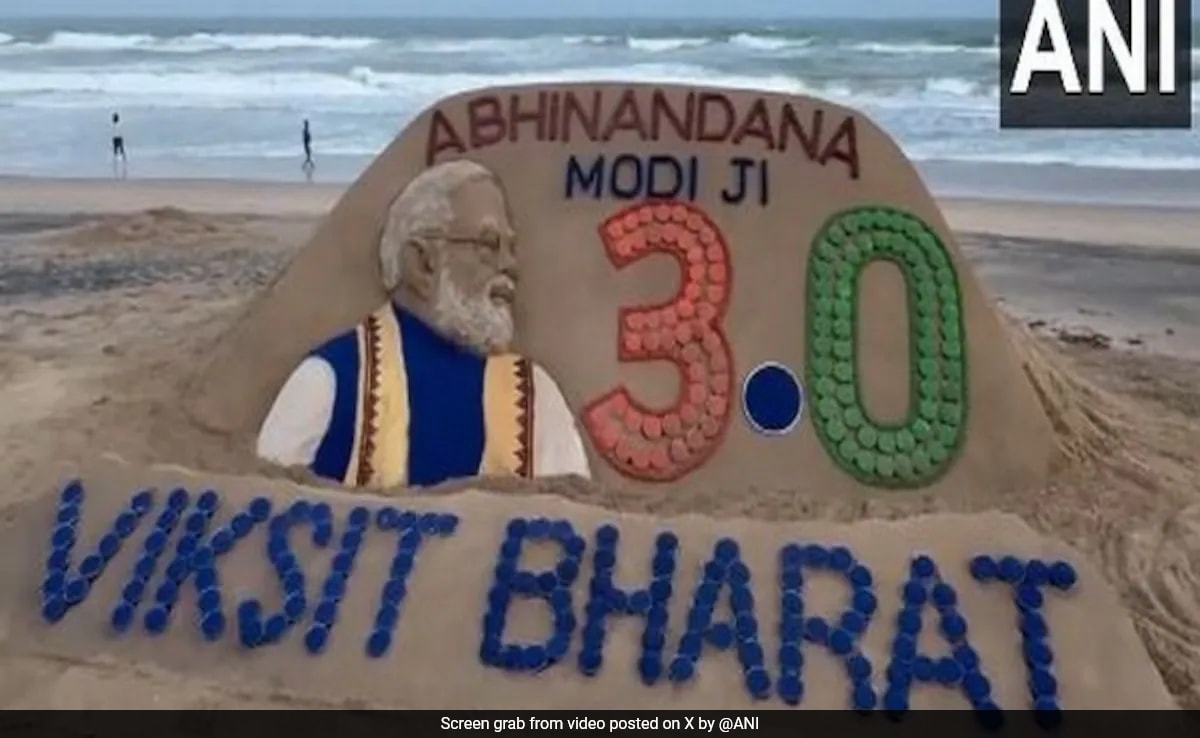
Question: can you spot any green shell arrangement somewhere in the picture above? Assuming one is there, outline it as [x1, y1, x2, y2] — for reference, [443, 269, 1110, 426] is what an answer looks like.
[805, 206, 969, 488]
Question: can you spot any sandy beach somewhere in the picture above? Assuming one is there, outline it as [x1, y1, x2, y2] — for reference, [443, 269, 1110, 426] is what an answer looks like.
[0, 176, 1198, 709]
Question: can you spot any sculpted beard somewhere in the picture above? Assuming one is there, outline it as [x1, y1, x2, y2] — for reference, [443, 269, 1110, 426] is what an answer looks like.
[434, 270, 515, 355]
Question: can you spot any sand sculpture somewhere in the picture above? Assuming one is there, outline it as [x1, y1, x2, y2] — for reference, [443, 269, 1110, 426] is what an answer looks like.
[191, 83, 1053, 499]
[0, 83, 1178, 711]
[256, 159, 590, 489]
[0, 460, 1177, 711]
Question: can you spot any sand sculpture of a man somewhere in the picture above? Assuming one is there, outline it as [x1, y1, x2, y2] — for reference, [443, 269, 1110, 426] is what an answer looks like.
[255, 160, 591, 488]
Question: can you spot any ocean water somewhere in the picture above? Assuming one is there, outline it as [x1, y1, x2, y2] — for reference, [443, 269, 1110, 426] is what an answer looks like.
[1, 16, 1199, 203]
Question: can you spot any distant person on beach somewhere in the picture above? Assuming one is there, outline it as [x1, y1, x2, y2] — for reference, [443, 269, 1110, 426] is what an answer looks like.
[302, 119, 315, 182]
[302, 119, 314, 167]
[111, 113, 126, 162]
[111, 112, 127, 179]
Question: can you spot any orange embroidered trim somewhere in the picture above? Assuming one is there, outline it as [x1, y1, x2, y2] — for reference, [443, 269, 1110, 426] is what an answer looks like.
[515, 358, 534, 477]
[355, 312, 384, 487]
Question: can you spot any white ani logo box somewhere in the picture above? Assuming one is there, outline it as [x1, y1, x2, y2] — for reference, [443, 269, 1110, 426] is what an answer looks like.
[998, 0, 1191, 128]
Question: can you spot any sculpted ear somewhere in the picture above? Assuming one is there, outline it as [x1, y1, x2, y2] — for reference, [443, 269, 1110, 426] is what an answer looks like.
[403, 236, 439, 301]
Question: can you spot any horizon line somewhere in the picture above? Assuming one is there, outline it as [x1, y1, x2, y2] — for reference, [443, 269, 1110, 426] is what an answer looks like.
[0, 13, 994, 21]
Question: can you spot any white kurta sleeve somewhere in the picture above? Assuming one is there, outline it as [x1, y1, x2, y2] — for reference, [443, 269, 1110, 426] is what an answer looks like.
[529, 362, 592, 479]
[255, 356, 338, 469]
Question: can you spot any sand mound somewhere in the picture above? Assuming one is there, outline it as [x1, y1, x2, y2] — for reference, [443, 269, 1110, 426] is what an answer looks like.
[0, 458, 1177, 710]
[189, 82, 1056, 504]
[62, 207, 239, 247]
[1101, 503, 1200, 707]
[1, 265, 1192, 712]
[996, 329, 1200, 708]
[1004, 317, 1127, 470]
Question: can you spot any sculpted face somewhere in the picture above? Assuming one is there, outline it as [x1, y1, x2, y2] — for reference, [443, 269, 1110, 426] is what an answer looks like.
[424, 177, 519, 355]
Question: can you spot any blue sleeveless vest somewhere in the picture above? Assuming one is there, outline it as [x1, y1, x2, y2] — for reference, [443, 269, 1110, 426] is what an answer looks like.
[307, 303, 533, 488]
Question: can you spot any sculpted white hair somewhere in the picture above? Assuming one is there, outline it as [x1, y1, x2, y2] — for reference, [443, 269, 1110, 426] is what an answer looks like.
[379, 159, 515, 355]
[379, 159, 498, 292]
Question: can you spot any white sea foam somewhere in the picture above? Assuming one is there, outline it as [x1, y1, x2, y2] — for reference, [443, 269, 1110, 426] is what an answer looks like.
[909, 148, 1200, 171]
[0, 64, 817, 104]
[405, 35, 707, 54]
[626, 37, 709, 53]
[0, 65, 1002, 110]
[401, 37, 546, 54]
[562, 35, 615, 46]
[2, 31, 380, 54]
[846, 41, 996, 55]
[0, 22, 1196, 180]
[728, 33, 811, 52]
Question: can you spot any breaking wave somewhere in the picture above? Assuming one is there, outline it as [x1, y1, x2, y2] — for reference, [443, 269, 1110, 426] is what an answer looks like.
[0, 30, 380, 53]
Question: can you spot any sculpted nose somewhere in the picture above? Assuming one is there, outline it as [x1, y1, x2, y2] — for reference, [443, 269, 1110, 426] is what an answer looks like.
[501, 264, 519, 289]
[498, 243, 518, 280]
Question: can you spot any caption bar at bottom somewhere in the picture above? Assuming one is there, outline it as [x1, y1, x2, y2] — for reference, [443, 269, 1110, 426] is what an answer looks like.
[441, 716, 761, 733]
